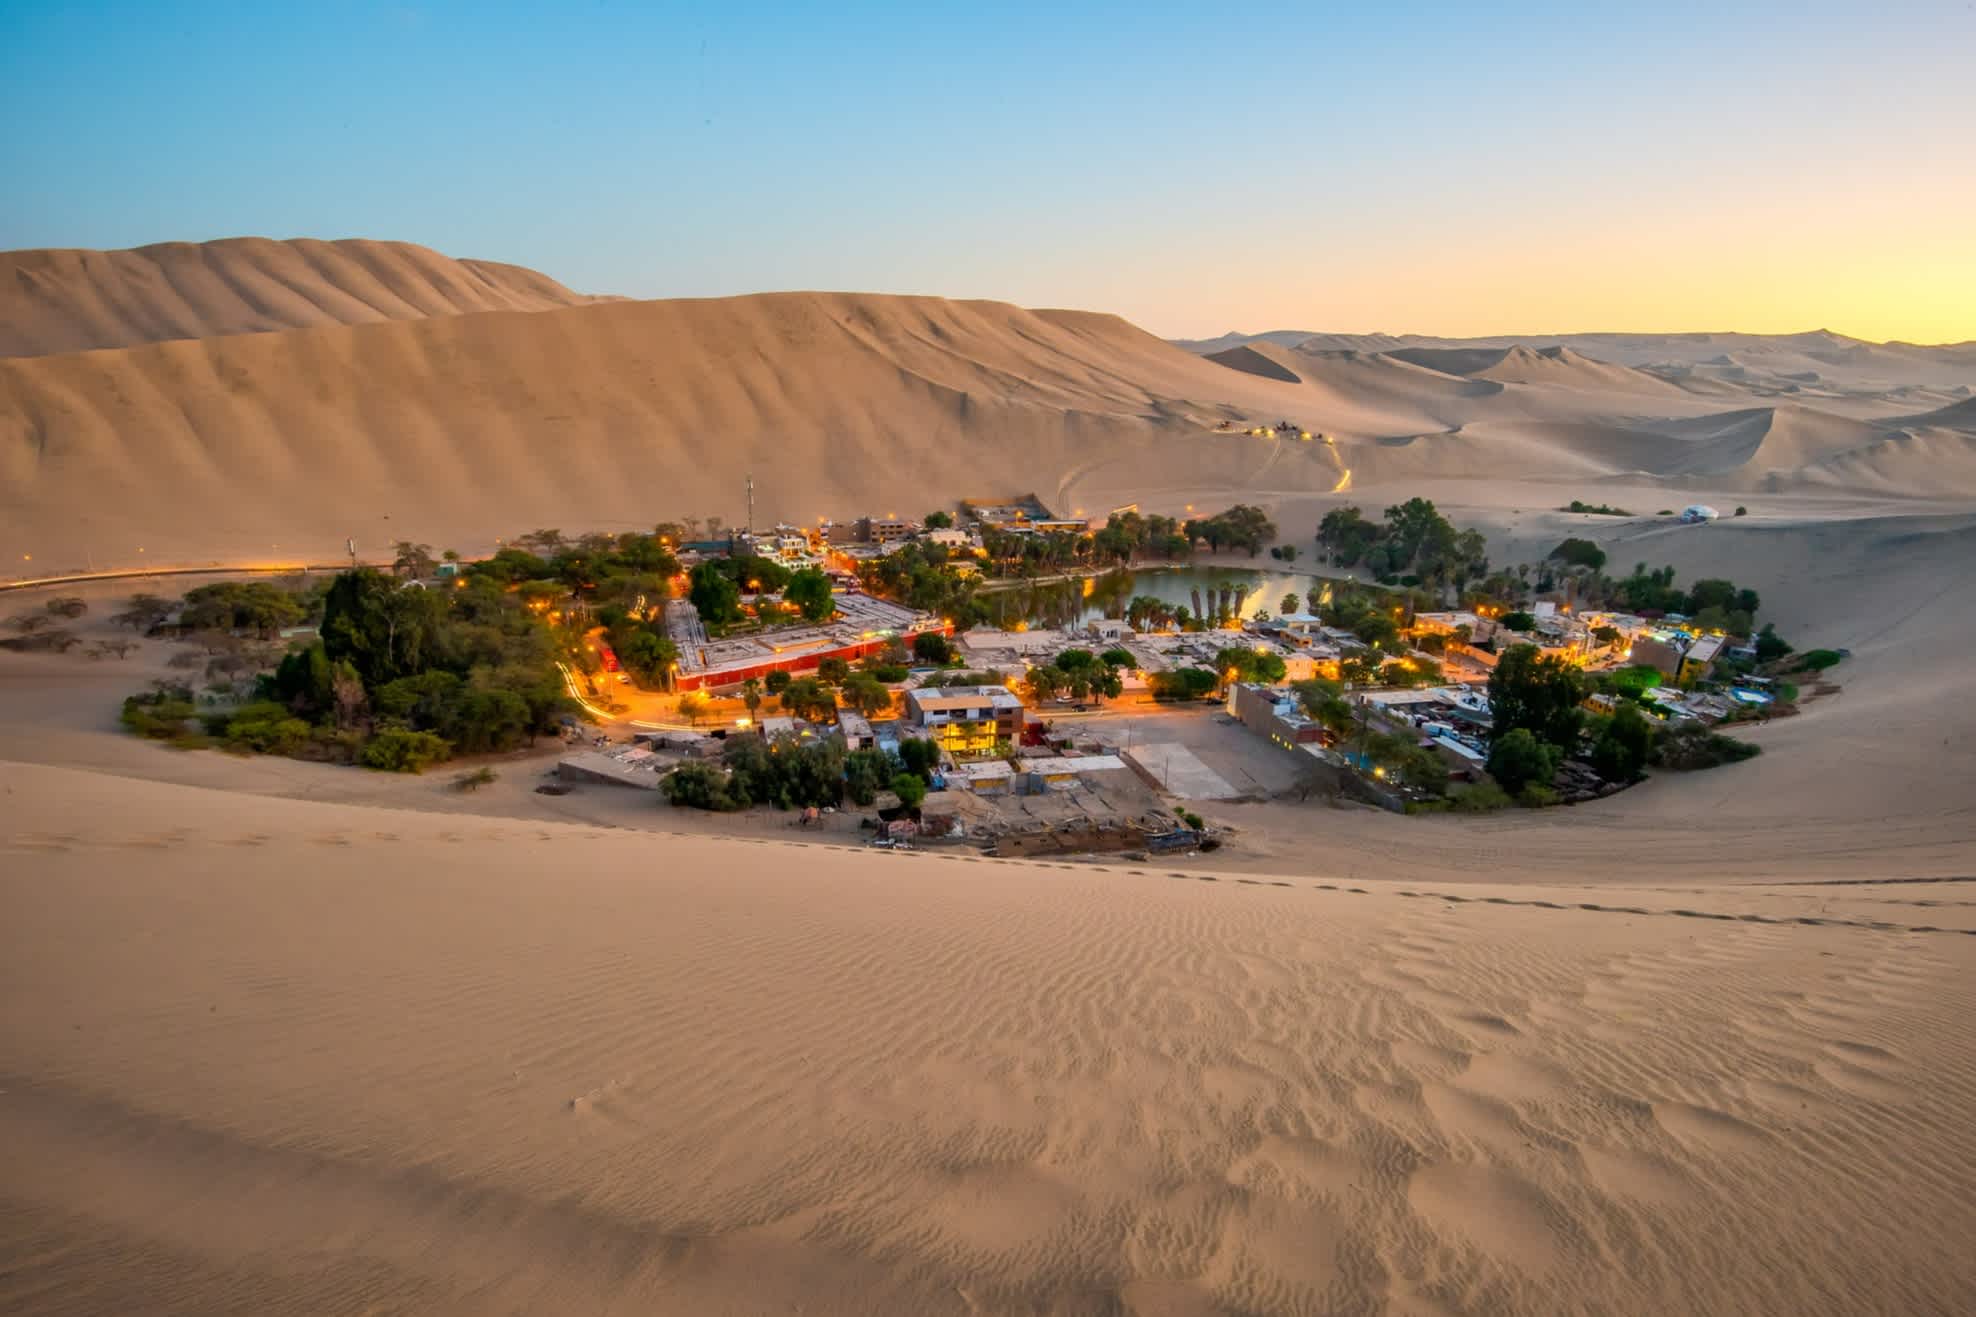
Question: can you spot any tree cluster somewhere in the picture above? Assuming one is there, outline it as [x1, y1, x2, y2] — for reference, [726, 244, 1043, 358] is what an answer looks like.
[1317, 498, 1488, 587]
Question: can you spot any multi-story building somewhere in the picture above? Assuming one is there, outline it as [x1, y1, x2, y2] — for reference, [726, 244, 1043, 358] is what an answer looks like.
[902, 685, 1025, 753]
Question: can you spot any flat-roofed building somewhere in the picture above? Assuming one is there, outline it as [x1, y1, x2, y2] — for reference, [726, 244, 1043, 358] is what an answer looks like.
[903, 685, 1025, 753]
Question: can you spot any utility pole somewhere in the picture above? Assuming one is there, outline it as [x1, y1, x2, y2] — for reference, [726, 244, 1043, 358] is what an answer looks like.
[746, 473, 755, 537]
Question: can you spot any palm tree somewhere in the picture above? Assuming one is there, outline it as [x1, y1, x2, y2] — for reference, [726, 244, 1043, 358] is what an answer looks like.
[741, 677, 763, 723]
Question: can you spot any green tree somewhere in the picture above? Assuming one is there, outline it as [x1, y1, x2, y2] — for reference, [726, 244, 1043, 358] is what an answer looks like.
[1591, 702, 1654, 782]
[1549, 538, 1607, 572]
[839, 672, 893, 717]
[784, 567, 835, 623]
[1281, 592, 1301, 616]
[1754, 623, 1792, 663]
[844, 748, 893, 805]
[1488, 644, 1587, 750]
[320, 569, 444, 686]
[689, 562, 744, 626]
[1292, 678, 1356, 737]
[618, 628, 677, 687]
[1099, 647, 1134, 669]
[891, 771, 928, 810]
[923, 510, 955, 529]
[1487, 728, 1561, 795]
[912, 631, 954, 664]
[897, 737, 942, 780]
[740, 677, 764, 723]
[778, 677, 836, 722]
[765, 668, 793, 696]
[816, 657, 850, 685]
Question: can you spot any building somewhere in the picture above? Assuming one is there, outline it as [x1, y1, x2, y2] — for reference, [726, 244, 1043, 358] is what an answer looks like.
[1679, 634, 1723, 684]
[669, 590, 949, 692]
[836, 710, 877, 752]
[1226, 681, 1324, 748]
[922, 528, 972, 549]
[1633, 629, 1724, 684]
[903, 685, 1025, 752]
[1015, 754, 1130, 791]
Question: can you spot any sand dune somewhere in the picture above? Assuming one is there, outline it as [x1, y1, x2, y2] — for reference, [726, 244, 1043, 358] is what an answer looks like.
[1205, 342, 1305, 384]
[0, 238, 597, 358]
[3, 236, 1973, 573]
[2, 761, 1972, 1315]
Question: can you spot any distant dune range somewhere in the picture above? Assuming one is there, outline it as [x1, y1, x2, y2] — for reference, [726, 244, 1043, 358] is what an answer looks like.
[3, 239, 1974, 571]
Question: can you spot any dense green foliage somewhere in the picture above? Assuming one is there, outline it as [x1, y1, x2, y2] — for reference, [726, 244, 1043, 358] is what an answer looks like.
[1549, 538, 1608, 572]
[1316, 498, 1489, 587]
[1215, 646, 1287, 685]
[777, 677, 837, 722]
[912, 632, 955, 664]
[359, 728, 454, 773]
[180, 582, 306, 638]
[783, 567, 835, 623]
[1489, 644, 1587, 751]
[1565, 500, 1631, 516]
[1292, 678, 1355, 736]
[688, 562, 744, 625]
[1590, 702, 1655, 782]
[1795, 649, 1844, 672]
[1486, 728, 1562, 795]
[1149, 667, 1219, 701]
[128, 567, 576, 773]
[1608, 665, 1664, 699]
[1182, 505, 1277, 557]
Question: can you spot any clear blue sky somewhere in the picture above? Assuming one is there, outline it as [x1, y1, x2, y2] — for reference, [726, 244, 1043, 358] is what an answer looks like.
[4, 1, 1973, 340]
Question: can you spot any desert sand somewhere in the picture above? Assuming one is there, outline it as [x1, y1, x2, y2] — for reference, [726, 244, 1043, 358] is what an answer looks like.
[3, 763, 1973, 1315]
[4, 239, 1975, 1313]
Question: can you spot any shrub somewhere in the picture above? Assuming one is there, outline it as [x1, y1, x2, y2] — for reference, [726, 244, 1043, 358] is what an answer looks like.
[663, 761, 744, 810]
[1795, 649, 1843, 672]
[1499, 611, 1536, 632]
[359, 728, 453, 773]
[1517, 783, 1560, 808]
[453, 767, 498, 792]
[1734, 506, 1748, 516]
[1650, 724, 1761, 771]
[1448, 783, 1513, 813]
[121, 689, 199, 741]
[222, 701, 312, 755]
[1754, 624, 1792, 663]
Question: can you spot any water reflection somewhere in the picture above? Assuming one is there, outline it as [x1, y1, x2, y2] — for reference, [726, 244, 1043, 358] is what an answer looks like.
[980, 566, 1336, 629]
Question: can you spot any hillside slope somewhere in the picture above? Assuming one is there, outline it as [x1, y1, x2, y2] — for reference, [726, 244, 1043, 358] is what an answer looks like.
[0, 291, 1339, 566]
[0, 238, 598, 357]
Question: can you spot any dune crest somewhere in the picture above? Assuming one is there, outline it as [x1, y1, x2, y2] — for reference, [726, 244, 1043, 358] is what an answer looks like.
[0, 237, 599, 357]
